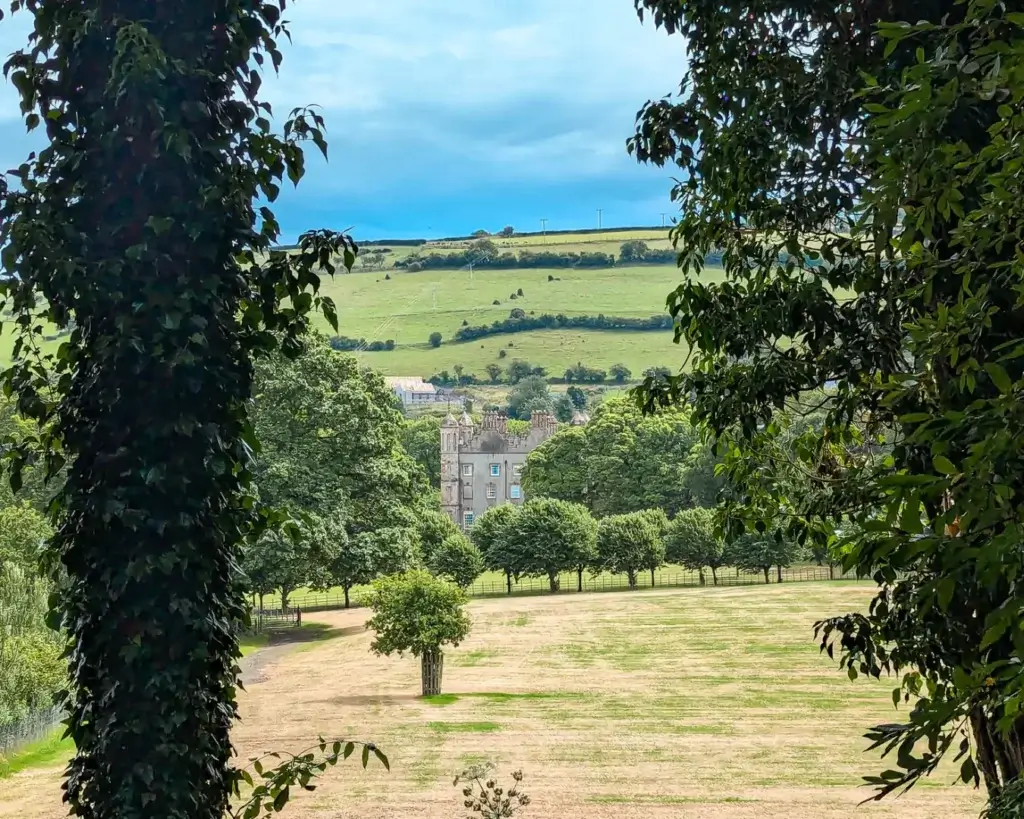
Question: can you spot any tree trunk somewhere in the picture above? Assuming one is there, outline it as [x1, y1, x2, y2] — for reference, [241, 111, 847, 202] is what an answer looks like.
[548, 571, 560, 592]
[281, 586, 291, 611]
[506, 570, 512, 595]
[828, 563, 835, 580]
[627, 569, 637, 590]
[650, 566, 656, 587]
[776, 564, 783, 583]
[258, 592, 264, 610]
[577, 566, 583, 592]
[699, 568, 706, 586]
[421, 649, 444, 696]
[711, 566, 719, 586]
[762, 567, 770, 584]
[344, 585, 351, 608]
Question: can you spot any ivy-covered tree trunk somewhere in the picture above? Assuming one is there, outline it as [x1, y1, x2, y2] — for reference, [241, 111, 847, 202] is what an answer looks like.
[0, 3, 352, 818]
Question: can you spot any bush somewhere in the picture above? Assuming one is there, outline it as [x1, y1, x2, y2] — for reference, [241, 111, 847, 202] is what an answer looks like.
[498, 349, 507, 359]
[428, 332, 443, 348]
[609, 363, 632, 384]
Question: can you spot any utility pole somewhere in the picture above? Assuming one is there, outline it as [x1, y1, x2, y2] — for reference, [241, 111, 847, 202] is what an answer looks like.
[540, 218, 547, 235]
[597, 209, 603, 230]
[660, 213, 667, 227]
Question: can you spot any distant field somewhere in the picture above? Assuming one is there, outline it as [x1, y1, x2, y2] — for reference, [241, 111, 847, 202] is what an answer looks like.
[0, 230, 699, 378]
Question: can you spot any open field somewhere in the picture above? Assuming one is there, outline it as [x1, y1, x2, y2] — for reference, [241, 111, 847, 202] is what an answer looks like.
[0, 583, 983, 819]
[315, 262, 709, 377]
[0, 230, 693, 377]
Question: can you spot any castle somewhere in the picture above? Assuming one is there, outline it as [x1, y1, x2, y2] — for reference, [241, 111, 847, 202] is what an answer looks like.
[440, 409, 569, 528]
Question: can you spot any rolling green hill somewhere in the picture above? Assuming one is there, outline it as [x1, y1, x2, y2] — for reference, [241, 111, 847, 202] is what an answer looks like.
[0, 229, 704, 380]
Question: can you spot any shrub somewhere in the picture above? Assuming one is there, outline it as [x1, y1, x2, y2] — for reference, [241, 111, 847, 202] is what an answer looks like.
[609, 363, 632, 384]
[453, 313, 672, 344]
[429, 332, 443, 348]
[492, 299, 501, 305]
[498, 349, 507, 359]
[406, 261, 423, 272]
[516, 288, 524, 297]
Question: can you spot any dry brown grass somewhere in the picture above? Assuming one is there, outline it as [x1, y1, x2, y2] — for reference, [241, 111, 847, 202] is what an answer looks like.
[0, 583, 985, 818]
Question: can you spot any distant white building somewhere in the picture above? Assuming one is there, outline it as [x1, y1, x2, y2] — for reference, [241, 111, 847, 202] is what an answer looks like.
[385, 377, 438, 406]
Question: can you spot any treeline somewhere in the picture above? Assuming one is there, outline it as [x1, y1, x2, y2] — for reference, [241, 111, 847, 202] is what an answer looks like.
[396, 249, 616, 271]
[329, 335, 396, 352]
[426, 358, 653, 388]
[453, 311, 672, 343]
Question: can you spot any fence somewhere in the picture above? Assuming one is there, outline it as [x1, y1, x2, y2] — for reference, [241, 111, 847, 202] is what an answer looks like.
[0, 705, 63, 758]
[249, 607, 302, 634]
[281, 564, 861, 614]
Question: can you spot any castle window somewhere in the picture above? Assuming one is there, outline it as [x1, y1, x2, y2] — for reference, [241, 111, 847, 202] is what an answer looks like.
[462, 463, 473, 477]
[463, 484, 473, 500]
[486, 483, 497, 499]
[489, 463, 500, 477]
[463, 511, 474, 527]
[512, 464, 523, 477]
[510, 484, 522, 499]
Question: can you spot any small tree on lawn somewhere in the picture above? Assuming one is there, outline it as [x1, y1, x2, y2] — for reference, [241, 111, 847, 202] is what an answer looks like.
[666, 507, 726, 586]
[429, 332, 443, 348]
[427, 534, 485, 589]
[596, 512, 664, 590]
[509, 498, 597, 592]
[365, 570, 471, 696]
[326, 525, 416, 609]
[417, 509, 462, 565]
[472, 504, 521, 594]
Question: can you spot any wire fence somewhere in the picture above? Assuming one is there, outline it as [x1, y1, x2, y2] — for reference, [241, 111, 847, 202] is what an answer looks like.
[275, 564, 862, 614]
[0, 705, 63, 757]
[248, 608, 302, 634]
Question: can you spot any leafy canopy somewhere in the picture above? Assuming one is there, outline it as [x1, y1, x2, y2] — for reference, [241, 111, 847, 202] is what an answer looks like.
[629, 0, 1024, 800]
[365, 570, 471, 658]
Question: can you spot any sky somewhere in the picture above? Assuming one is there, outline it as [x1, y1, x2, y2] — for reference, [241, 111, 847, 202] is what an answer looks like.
[0, 2, 685, 242]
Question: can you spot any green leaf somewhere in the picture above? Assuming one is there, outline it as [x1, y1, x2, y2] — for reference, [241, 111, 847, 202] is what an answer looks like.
[373, 747, 389, 771]
[342, 742, 354, 759]
[272, 786, 290, 812]
[932, 455, 956, 475]
[361, 744, 370, 768]
[984, 362, 1013, 394]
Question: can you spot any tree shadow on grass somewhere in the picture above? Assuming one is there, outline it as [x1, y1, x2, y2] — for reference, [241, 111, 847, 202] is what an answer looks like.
[266, 622, 365, 647]
[323, 694, 423, 707]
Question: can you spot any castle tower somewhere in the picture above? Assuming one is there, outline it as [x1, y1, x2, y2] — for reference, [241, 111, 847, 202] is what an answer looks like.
[440, 413, 461, 525]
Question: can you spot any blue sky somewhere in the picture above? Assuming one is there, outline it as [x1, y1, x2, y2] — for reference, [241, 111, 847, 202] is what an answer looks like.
[0, 2, 684, 242]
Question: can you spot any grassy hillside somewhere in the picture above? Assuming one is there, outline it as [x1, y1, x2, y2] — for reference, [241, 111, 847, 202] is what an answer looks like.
[0, 229, 698, 379]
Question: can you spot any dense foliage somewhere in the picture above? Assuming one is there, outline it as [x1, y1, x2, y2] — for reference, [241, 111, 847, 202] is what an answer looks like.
[0, 4, 360, 815]
[402, 416, 443, 489]
[471, 505, 522, 595]
[522, 398, 721, 517]
[665, 507, 725, 585]
[504, 498, 597, 592]
[395, 249, 615, 270]
[629, 0, 1024, 803]
[329, 336, 395, 352]
[425, 534, 485, 590]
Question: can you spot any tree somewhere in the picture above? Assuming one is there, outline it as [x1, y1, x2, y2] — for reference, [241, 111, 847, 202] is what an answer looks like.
[417, 509, 463, 565]
[0, 503, 52, 571]
[629, 0, 1024, 801]
[499, 226, 515, 238]
[401, 415, 442, 489]
[507, 376, 553, 420]
[0, 4, 359, 815]
[365, 570, 471, 695]
[507, 498, 597, 592]
[505, 359, 535, 385]
[609, 363, 632, 384]
[619, 240, 649, 263]
[567, 386, 588, 410]
[485, 363, 504, 384]
[553, 393, 575, 424]
[327, 525, 416, 609]
[666, 507, 725, 585]
[242, 512, 340, 610]
[638, 508, 669, 586]
[726, 534, 800, 585]
[426, 534, 485, 589]
[595, 512, 664, 590]
[522, 427, 590, 508]
[429, 332, 443, 348]
[471, 505, 521, 595]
